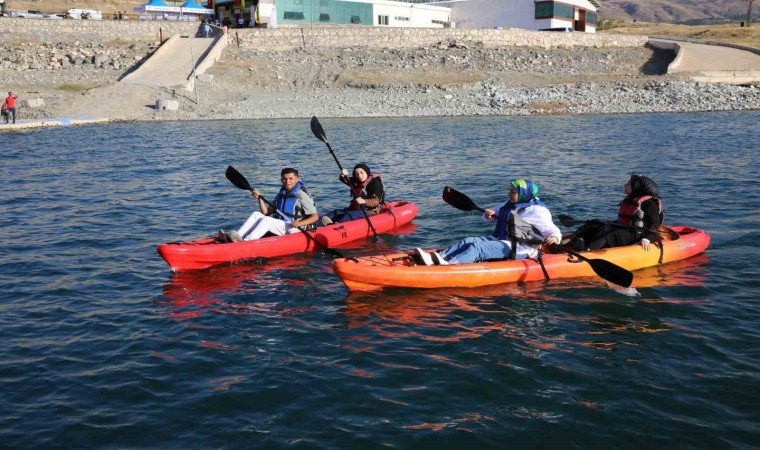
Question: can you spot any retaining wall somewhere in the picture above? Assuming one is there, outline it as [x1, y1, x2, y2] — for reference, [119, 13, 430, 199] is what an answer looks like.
[228, 26, 647, 50]
[0, 17, 199, 43]
[0, 18, 647, 49]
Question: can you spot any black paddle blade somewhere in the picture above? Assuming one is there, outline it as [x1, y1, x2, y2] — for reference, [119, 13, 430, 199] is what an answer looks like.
[657, 226, 680, 241]
[225, 166, 253, 191]
[442, 186, 484, 213]
[310, 116, 327, 143]
[550, 244, 634, 288]
[558, 214, 580, 227]
[586, 258, 634, 288]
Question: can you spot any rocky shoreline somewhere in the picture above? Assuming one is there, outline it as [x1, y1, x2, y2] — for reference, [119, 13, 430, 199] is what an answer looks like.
[1, 40, 758, 122]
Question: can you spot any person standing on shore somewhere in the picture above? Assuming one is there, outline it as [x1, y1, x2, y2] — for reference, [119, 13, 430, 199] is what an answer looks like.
[4, 91, 17, 124]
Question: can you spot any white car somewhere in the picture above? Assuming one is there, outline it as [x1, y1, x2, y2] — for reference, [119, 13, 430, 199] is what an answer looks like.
[12, 9, 46, 19]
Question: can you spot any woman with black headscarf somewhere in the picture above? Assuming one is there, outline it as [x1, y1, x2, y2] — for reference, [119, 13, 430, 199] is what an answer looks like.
[568, 174, 664, 251]
[321, 163, 385, 225]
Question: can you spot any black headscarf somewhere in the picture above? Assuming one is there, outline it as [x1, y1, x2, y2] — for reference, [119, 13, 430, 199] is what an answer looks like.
[353, 163, 371, 177]
[629, 174, 659, 197]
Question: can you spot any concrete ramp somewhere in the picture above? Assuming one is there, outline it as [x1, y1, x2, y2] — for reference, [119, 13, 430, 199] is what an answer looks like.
[53, 33, 227, 120]
[121, 35, 220, 90]
[649, 38, 760, 84]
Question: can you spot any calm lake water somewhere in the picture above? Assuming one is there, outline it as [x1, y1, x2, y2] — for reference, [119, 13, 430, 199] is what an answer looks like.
[1, 112, 758, 448]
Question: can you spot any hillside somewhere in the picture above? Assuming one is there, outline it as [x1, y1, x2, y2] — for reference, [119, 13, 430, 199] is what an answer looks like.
[598, 0, 750, 24]
[8, 0, 754, 25]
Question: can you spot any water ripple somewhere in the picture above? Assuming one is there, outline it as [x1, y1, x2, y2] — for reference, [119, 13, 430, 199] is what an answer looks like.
[1, 112, 758, 448]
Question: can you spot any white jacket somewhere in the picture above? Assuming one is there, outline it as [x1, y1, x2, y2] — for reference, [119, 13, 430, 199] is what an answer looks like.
[483, 201, 562, 258]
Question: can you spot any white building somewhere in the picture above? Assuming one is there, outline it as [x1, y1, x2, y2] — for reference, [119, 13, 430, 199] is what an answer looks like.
[401, 0, 599, 32]
[370, 0, 451, 28]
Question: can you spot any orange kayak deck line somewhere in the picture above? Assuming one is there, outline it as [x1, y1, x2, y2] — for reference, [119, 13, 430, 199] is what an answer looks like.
[158, 201, 418, 271]
[331, 226, 710, 291]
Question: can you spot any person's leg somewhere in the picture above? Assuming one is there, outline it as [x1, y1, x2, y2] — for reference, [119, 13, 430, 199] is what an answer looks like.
[337, 209, 365, 223]
[437, 236, 511, 264]
[447, 238, 512, 264]
[587, 224, 636, 250]
[238, 211, 286, 240]
[9, 108, 15, 124]
[599, 228, 637, 249]
[438, 236, 490, 260]
[566, 221, 602, 244]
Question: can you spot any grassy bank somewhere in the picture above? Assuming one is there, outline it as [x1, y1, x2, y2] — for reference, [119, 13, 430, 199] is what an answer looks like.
[600, 20, 760, 48]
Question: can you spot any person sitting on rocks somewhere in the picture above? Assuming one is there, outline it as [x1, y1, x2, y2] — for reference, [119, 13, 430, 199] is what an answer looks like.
[321, 163, 385, 225]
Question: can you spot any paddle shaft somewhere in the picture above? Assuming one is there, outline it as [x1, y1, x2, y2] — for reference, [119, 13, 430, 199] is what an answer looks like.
[559, 215, 678, 241]
[310, 116, 380, 239]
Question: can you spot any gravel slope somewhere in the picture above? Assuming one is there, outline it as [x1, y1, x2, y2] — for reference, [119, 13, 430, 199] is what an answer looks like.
[2, 41, 758, 121]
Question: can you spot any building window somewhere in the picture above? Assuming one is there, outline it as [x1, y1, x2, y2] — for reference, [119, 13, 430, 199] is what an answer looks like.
[320, 13, 330, 21]
[587, 11, 598, 24]
[431, 19, 447, 25]
[284, 11, 305, 20]
[535, 1, 553, 19]
[320, 0, 329, 5]
[350, 15, 361, 24]
[535, 1, 575, 20]
[555, 3, 574, 19]
[378, 15, 388, 25]
[395, 16, 410, 21]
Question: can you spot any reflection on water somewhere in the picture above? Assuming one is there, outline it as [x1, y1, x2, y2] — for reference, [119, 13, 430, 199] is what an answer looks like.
[158, 255, 321, 319]
[2, 113, 757, 449]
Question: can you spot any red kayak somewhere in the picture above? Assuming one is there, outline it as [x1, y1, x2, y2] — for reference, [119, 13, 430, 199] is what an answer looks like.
[158, 201, 418, 271]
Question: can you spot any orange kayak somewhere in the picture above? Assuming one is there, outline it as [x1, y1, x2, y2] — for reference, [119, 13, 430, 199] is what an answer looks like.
[331, 226, 710, 291]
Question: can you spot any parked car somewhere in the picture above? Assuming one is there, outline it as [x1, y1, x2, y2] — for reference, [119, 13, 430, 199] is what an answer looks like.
[66, 8, 102, 20]
[44, 13, 65, 20]
[539, 27, 574, 32]
[11, 9, 46, 19]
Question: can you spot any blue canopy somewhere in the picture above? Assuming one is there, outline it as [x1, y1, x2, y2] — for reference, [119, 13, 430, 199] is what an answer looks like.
[180, 0, 213, 14]
[180, 0, 205, 8]
[134, 0, 177, 13]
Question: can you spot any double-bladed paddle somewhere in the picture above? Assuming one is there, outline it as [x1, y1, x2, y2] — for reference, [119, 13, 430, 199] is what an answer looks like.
[310, 116, 381, 242]
[225, 165, 351, 260]
[557, 214, 679, 241]
[442, 186, 634, 288]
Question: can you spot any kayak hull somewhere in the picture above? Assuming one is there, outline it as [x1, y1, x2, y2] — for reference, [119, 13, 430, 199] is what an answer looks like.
[158, 201, 417, 271]
[332, 226, 710, 291]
